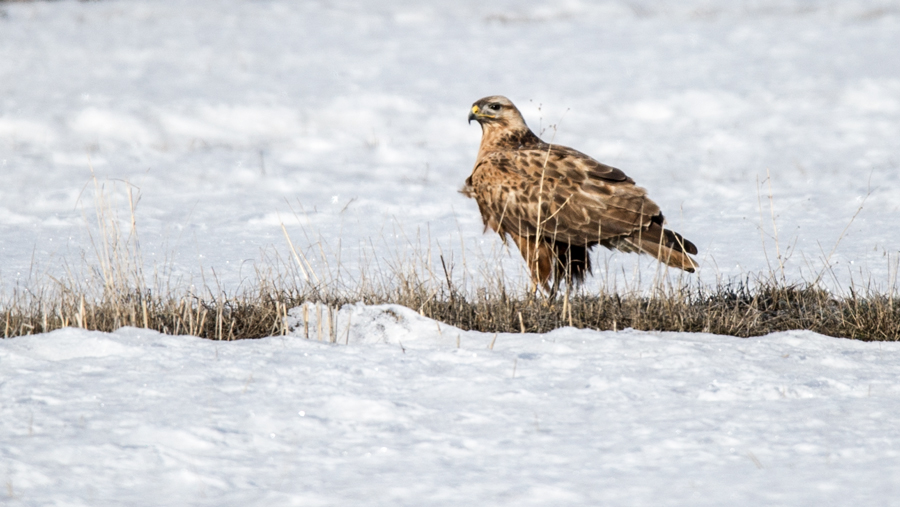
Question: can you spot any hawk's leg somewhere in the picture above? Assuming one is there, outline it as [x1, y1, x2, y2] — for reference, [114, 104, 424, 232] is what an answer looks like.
[508, 233, 552, 293]
[547, 242, 584, 300]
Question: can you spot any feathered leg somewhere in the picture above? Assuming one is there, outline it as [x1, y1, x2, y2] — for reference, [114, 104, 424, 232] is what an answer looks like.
[509, 233, 553, 293]
[552, 242, 592, 286]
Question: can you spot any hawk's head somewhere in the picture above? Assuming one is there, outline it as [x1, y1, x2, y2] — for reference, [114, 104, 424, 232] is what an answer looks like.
[468, 96, 528, 131]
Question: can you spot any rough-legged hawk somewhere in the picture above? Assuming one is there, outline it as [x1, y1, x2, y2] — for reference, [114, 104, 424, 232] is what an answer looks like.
[462, 95, 698, 292]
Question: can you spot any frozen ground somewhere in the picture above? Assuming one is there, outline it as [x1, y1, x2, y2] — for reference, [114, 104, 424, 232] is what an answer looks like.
[3, 1, 900, 505]
[1, 0, 899, 291]
[3, 305, 900, 506]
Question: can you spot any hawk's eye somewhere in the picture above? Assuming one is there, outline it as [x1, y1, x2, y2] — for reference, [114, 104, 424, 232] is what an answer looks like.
[489, 103, 502, 110]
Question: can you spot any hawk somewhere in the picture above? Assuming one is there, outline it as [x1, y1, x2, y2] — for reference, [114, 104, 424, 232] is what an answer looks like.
[462, 95, 698, 292]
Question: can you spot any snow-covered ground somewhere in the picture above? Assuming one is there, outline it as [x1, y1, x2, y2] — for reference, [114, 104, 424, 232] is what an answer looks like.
[1, 0, 899, 291]
[4, 306, 900, 506]
[3, 1, 900, 505]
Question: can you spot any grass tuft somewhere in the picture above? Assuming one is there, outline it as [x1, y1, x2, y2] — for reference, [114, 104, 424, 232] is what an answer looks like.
[1, 179, 898, 342]
[3, 270, 898, 342]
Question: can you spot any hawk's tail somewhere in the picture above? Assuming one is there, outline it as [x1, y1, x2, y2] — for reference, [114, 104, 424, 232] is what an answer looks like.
[636, 223, 698, 272]
[635, 236, 698, 272]
[607, 223, 699, 273]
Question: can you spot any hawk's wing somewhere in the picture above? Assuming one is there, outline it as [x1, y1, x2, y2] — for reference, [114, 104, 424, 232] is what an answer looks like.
[468, 145, 662, 245]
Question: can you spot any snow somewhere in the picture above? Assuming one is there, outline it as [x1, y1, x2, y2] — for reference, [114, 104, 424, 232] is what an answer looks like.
[3, 0, 900, 504]
[1, 0, 899, 291]
[3, 308, 900, 505]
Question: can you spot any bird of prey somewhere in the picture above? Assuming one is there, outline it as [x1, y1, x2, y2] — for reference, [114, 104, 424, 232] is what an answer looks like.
[461, 95, 698, 293]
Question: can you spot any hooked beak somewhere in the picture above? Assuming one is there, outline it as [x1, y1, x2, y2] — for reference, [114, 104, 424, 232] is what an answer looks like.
[468, 104, 496, 124]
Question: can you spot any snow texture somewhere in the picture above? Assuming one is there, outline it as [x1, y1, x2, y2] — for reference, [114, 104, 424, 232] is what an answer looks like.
[3, 1, 900, 504]
[3, 307, 900, 506]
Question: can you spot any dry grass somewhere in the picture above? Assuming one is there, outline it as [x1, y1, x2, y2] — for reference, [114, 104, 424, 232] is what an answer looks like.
[417, 281, 900, 341]
[3, 265, 898, 342]
[1, 178, 898, 342]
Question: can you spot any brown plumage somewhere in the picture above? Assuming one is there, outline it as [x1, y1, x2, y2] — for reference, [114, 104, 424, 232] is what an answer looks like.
[462, 95, 698, 292]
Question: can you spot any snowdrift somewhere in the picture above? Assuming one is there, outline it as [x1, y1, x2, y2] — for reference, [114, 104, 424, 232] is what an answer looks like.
[3, 304, 899, 505]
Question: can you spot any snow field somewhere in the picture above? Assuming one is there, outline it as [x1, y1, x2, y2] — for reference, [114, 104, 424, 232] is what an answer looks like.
[1, 0, 900, 291]
[3, 305, 900, 505]
[2, 1, 900, 504]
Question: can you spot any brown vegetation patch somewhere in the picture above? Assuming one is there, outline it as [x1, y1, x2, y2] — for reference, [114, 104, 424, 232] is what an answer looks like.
[3, 277, 898, 341]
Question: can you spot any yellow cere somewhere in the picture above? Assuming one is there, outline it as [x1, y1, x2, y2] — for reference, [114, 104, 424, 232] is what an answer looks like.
[472, 105, 480, 114]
